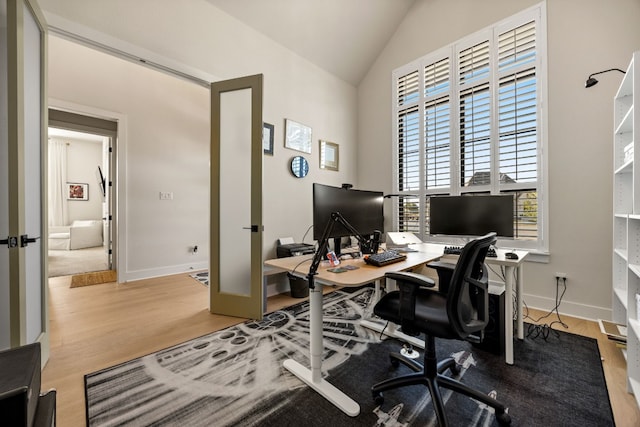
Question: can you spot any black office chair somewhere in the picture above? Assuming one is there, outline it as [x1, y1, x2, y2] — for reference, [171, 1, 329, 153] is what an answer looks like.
[371, 232, 511, 426]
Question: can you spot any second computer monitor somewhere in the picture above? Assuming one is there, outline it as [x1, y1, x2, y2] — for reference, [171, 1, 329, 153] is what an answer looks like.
[429, 194, 514, 238]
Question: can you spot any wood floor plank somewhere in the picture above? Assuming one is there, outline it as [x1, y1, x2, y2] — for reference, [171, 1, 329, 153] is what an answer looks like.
[42, 275, 639, 426]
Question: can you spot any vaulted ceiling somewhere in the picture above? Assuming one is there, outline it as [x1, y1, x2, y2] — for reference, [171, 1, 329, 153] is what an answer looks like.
[205, 0, 417, 85]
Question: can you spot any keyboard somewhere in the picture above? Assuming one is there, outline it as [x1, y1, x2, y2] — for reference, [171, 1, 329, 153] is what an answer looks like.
[364, 250, 407, 267]
[443, 246, 497, 257]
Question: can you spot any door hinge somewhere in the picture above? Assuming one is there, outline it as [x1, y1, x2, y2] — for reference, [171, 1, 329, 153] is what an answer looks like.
[0, 236, 19, 248]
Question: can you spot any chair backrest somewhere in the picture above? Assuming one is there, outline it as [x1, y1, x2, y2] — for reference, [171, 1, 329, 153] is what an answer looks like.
[446, 232, 497, 341]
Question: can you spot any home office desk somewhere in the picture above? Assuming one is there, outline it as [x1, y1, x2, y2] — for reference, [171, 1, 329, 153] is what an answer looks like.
[408, 243, 529, 365]
[264, 243, 528, 415]
[264, 247, 442, 417]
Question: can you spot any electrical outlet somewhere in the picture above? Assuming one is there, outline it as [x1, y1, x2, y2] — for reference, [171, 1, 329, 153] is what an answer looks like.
[159, 192, 173, 200]
[555, 272, 567, 279]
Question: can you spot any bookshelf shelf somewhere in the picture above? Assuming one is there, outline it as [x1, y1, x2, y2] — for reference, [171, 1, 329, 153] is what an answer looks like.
[612, 52, 640, 407]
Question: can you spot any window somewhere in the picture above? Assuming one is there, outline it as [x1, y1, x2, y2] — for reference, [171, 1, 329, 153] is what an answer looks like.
[392, 4, 546, 251]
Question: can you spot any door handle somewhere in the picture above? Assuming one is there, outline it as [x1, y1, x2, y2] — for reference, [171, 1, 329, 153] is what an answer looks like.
[242, 225, 260, 232]
[20, 235, 40, 247]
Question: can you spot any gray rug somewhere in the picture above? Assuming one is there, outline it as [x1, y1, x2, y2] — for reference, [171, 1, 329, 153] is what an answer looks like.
[48, 246, 108, 277]
[85, 287, 613, 426]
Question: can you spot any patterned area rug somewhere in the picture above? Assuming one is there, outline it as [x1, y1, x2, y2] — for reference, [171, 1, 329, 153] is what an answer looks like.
[85, 287, 613, 426]
[189, 270, 208, 286]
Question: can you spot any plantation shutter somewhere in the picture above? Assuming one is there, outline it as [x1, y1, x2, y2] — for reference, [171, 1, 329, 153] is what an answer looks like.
[458, 41, 491, 188]
[424, 58, 451, 191]
[497, 21, 537, 185]
[392, 5, 544, 246]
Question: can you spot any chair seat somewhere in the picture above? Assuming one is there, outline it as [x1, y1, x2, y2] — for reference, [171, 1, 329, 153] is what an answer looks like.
[374, 289, 455, 339]
[370, 233, 511, 426]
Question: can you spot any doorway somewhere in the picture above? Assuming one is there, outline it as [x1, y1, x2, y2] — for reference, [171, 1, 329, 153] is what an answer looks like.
[47, 109, 116, 279]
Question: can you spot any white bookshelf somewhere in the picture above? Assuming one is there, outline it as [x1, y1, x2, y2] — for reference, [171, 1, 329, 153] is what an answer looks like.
[612, 51, 640, 406]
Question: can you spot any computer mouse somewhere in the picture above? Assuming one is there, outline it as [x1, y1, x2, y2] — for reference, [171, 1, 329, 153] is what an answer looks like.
[505, 252, 519, 260]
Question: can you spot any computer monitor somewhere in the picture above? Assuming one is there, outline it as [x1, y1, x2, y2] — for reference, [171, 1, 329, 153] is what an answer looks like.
[429, 195, 514, 238]
[312, 183, 384, 242]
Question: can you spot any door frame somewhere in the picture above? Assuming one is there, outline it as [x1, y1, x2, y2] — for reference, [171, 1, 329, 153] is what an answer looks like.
[48, 99, 127, 284]
[47, 108, 117, 272]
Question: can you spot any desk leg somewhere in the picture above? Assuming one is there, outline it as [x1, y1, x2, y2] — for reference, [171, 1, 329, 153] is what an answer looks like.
[282, 283, 360, 417]
[516, 265, 524, 340]
[504, 266, 515, 365]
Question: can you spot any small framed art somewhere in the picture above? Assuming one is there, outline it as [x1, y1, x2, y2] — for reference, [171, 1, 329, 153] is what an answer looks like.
[319, 140, 339, 171]
[67, 182, 89, 201]
[284, 119, 312, 154]
[263, 122, 274, 155]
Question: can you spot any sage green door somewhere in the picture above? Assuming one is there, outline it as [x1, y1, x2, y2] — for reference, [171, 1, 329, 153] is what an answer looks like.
[210, 75, 264, 320]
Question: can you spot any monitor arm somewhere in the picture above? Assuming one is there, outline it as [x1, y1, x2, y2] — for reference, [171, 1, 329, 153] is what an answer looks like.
[307, 211, 380, 289]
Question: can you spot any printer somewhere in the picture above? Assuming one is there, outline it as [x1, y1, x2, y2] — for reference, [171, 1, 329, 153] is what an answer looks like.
[277, 243, 315, 258]
[276, 237, 315, 258]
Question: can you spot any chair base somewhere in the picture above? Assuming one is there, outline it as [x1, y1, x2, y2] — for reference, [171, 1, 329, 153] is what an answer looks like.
[371, 337, 511, 427]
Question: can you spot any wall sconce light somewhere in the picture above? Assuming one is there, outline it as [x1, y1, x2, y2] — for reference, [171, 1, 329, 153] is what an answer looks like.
[585, 68, 626, 88]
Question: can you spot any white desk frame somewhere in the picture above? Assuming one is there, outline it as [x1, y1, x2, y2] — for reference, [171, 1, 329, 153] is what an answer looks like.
[392, 243, 528, 365]
[264, 243, 527, 415]
[265, 249, 440, 417]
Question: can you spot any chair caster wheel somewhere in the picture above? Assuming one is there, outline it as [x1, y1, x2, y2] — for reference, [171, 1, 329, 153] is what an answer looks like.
[496, 411, 511, 425]
[372, 391, 384, 405]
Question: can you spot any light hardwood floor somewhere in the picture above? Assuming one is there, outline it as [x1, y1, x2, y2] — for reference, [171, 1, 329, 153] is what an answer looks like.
[42, 274, 640, 426]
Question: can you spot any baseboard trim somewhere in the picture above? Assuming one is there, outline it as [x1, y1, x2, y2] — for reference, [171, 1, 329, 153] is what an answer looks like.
[522, 293, 612, 322]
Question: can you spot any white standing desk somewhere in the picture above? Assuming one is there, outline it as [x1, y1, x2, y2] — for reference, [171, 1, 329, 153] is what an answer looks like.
[408, 243, 529, 365]
[264, 243, 528, 415]
[264, 248, 441, 417]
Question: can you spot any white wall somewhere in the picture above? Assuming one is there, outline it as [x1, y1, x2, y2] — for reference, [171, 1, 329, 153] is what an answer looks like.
[358, 0, 640, 320]
[44, 0, 359, 283]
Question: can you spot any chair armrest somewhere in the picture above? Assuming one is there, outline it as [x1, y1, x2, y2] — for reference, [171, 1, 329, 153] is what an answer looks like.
[427, 261, 456, 293]
[385, 271, 436, 288]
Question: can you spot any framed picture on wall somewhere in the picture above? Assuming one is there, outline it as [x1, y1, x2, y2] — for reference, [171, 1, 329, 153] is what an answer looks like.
[263, 122, 274, 155]
[319, 140, 339, 171]
[67, 182, 89, 201]
[284, 119, 312, 153]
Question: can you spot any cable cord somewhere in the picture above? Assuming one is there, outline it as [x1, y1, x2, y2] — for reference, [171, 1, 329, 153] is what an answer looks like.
[524, 277, 568, 340]
[291, 257, 313, 276]
[301, 224, 313, 244]
[378, 321, 389, 341]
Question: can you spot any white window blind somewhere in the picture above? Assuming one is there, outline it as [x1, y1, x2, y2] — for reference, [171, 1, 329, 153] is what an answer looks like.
[392, 4, 545, 249]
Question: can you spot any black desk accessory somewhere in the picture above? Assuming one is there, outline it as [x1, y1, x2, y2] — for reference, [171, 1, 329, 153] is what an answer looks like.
[307, 211, 380, 290]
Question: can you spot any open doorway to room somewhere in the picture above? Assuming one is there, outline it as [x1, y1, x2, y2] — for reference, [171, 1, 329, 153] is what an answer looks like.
[47, 109, 116, 282]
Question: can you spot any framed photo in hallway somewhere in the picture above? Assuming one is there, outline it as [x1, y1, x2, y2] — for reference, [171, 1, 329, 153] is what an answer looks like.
[67, 182, 89, 201]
